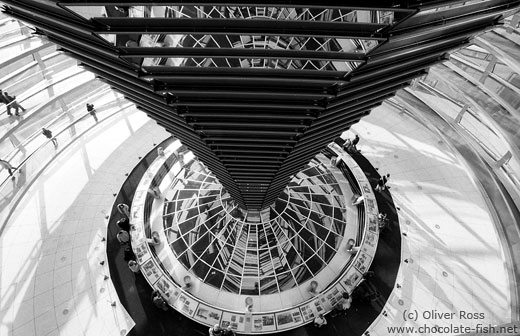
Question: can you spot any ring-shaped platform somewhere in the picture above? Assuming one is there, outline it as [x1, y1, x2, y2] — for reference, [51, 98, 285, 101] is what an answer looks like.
[129, 140, 379, 334]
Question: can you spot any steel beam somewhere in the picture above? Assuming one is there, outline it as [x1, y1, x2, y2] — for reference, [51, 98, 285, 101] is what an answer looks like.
[94, 18, 386, 39]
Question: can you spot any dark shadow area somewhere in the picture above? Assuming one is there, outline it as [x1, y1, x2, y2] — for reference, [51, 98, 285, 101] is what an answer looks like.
[107, 143, 401, 336]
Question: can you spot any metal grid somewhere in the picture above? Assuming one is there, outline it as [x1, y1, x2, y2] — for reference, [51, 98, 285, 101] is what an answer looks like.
[163, 154, 348, 295]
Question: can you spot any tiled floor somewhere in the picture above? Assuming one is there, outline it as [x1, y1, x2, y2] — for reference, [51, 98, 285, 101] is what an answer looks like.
[0, 99, 513, 335]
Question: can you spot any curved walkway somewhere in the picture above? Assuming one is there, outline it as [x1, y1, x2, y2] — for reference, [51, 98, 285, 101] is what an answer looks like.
[0, 106, 169, 336]
[350, 102, 513, 335]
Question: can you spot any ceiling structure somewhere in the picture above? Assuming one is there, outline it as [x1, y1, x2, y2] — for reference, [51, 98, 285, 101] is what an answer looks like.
[4, 0, 520, 210]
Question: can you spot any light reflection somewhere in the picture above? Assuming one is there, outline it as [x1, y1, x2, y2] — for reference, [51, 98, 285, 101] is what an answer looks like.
[163, 154, 351, 295]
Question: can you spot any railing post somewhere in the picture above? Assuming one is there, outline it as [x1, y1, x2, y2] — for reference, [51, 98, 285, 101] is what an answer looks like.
[479, 55, 496, 84]
[455, 104, 469, 123]
[506, 14, 520, 33]
[494, 151, 512, 168]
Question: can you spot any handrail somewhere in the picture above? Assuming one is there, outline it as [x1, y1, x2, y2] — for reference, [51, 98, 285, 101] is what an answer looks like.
[387, 94, 520, 205]
[1, 84, 115, 164]
[0, 51, 67, 86]
[0, 40, 52, 69]
[0, 32, 28, 49]
[0, 20, 30, 37]
[2, 53, 72, 89]
[0, 94, 132, 194]
[0, 17, 16, 26]
[411, 75, 520, 166]
[2, 55, 80, 106]
[407, 81, 505, 141]
[406, 86, 502, 159]
[3, 65, 85, 110]
[0, 99, 135, 237]
[0, 71, 97, 146]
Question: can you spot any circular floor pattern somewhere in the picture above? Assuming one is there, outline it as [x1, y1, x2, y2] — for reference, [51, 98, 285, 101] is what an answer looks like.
[129, 140, 380, 334]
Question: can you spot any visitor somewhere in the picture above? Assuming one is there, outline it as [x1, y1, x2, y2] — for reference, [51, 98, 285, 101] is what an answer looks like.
[42, 128, 58, 147]
[0, 90, 11, 115]
[148, 185, 161, 199]
[147, 231, 161, 246]
[123, 246, 136, 262]
[352, 194, 364, 206]
[308, 280, 318, 296]
[116, 230, 130, 245]
[378, 213, 389, 230]
[313, 314, 327, 328]
[117, 203, 130, 218]
[182, 281, 191, 291]
[151, 290, 169, 311]
[347, 245, 359, 254]
[346, 238, 359, 254]
[128, 260, 140, 273]
[209, 324, 223, 336]
[2, 90, 25, 116]
[181, 275, 192, 291]
[376, 174, 390, 191]
[340, 292, 352, 311]
[157, 147, 165, 156]
[222, 326, 235, 336]
[352, 134, 360, 146]
[86, 103, 98, 122]
[342, 138, 352, 152]
[375, 177, 384, 192]
[0, 159, 16, 177]
[343, 135, 360, 154]
[332, 292, 352, 317]
[116, 217, 130, 232]
[383, 173, 390, 189]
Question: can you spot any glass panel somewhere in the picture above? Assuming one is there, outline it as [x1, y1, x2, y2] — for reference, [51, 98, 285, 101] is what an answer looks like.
[192, 259, 211, 280]
[276, 272, 296, 291]
[493, 81, 520, 109]
[240, 277, 260, 295]
[191, 233, 211, 258]
[222, 274, 241, 293]
[483, 30, 520, 63]
[433, 65, 520, 144]
[322, 244, 337, 264]
[450, 58, 483, 80]
[293, 265, 313, 285]
[205, 268, 225, 288]
[259, 276, 277, 294]
[493, 62, 520, 90]
[172, 237, 188, 255]
[306, 254, 325, 274]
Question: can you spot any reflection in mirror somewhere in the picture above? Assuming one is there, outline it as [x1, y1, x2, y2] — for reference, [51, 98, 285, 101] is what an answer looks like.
[159, 150, 358, 295]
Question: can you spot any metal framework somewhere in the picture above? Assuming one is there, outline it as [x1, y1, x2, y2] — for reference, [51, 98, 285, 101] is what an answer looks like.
[4, 0, 519, 210]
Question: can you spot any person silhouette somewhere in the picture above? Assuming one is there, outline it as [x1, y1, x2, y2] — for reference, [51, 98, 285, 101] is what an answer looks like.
[42, 128, 58, 147]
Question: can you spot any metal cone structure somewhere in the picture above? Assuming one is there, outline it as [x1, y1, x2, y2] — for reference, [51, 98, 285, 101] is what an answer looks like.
[4, 1, 520, 210]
